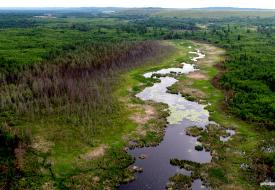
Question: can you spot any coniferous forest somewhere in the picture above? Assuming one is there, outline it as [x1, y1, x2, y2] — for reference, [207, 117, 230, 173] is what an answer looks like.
[0, 7, 274, 190]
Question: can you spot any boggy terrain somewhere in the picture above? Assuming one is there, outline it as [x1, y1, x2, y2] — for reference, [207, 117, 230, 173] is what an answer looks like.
[167, 42, 275, 190]
[120, 43, 211, 190]
[0, 8, 275, 190]
[1, 39, 274, 190]
[120, 41, 275, 190]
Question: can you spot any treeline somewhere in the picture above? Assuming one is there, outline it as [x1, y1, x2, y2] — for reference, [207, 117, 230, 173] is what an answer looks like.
[0, 18, 38, 28]
[128, 15, 275, 127]
[0, 14, 177, 78]
[187, 25, 275, 128]
[132, 17, 198, 30]
[1, 10, 274, 128]
[0, 41, 170, 124]
[221, 55, 274, 127]
[0, 40, 172, 189]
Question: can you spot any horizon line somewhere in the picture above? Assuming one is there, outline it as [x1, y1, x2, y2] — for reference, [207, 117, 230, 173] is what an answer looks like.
[0, 6, 275, 10]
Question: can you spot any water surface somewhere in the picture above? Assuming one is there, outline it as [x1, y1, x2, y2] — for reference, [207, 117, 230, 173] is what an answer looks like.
[120, 49, 210, 190]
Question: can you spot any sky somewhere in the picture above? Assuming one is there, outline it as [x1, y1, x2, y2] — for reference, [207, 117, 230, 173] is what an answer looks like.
[0, 0, 275, 9]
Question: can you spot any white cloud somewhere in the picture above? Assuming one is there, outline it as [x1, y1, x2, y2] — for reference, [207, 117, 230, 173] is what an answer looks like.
[0, 0, 275, 9]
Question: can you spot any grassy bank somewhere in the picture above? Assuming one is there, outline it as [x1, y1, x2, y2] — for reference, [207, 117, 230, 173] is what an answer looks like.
[168, 42, 275, 189]
[116, 40, 193, 147]
[44, 40, 195, 189]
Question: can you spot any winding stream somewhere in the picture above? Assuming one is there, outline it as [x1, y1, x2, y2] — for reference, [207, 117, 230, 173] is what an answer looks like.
[119, 49, 211, 190]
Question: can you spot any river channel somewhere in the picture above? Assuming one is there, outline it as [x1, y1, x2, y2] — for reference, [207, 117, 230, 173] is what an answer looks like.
[120, 48, 211, 190]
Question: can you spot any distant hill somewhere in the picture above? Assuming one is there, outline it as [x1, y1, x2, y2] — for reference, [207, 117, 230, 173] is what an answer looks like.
[154, 7, 275, 18]
[191, 7, 275, 11]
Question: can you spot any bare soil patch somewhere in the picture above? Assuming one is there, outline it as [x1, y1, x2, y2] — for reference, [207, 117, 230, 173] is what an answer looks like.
[129, 104, 158, 137]
[41, 181, 55, 190]
[81, 145, 108, 160]
[187, 71, 208, 80]
[219, 184, 244, 190]
[129, 105, 157, 125]
[31, 136, 54, 153]
[14, 142, 27, 170]
[192, 42, 226, 67]
[177, 85, 206, 99]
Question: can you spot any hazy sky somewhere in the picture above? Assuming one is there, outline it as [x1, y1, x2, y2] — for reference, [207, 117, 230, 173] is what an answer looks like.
[1, 0, 275, 9]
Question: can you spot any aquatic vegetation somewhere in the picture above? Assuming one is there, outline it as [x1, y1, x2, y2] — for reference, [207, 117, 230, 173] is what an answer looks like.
[186, 126, 204, 137]
[120, 48, 212, 189]
[168, 106, 209, 125]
